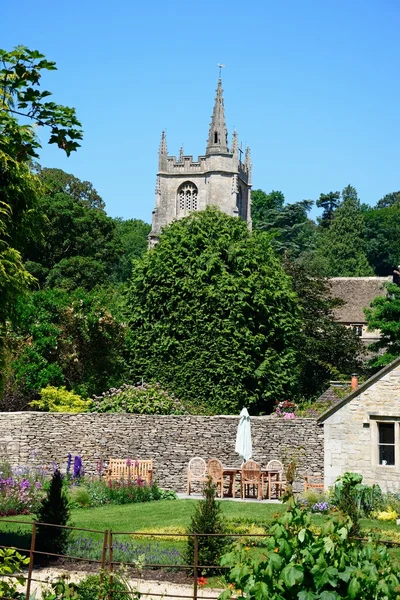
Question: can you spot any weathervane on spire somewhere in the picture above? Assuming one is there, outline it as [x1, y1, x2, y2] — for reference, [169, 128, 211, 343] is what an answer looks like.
[218, 63, 225, 78]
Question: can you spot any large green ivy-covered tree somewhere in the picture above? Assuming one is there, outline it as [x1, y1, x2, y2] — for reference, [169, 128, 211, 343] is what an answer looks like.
[125, 208, 301, 415]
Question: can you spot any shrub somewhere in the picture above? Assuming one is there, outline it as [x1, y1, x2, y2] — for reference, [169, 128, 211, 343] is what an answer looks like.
[30, 385, 92, 412]
[221, 499, 400, 600]
[185, 477, 229, 575]
[76, 573, 137, 600]
[91, 381, 187, 414]
[330, 472, 382, 533]
[35, 469, 71, 558]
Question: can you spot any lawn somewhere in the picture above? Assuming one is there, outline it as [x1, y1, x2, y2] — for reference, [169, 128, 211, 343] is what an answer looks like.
[1, 499, 399, 568]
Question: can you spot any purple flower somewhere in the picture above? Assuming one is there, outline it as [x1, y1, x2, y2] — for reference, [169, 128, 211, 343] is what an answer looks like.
[126, 458, 132, 467]
[73, 455, 83, 478]
[66, 453, 72, 475]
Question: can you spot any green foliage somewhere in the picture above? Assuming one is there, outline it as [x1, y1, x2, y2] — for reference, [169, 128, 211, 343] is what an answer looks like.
[35, 469, 71, 558]
[23, 167, 122, 290]
[364, 206, 400, 275]
[316, 185, 373, 277]
[256, 196, 317, 259]
[5, 287, 127, 403]
[331, 472, 383, 535]
[220, 499, 400, 600]
[0, 46, 82, 160]
[113, 218, 151, 281]
[30, 385, 92, 413]
[283, 259, 364, 399]
[92, 382, 187, 414]
[365, 283, 400, 367]
[0, 547, 29, 599]
[316, 191, 340, 228]
[126, 207, 301, 414]
[76, 573, 137, 600]
[251, 189, 284, 228]
[185, 477, 229, 575]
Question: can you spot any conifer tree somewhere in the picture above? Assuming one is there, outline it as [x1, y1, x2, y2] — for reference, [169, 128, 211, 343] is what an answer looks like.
[35, 469, 70, 558]
[317, 185, 373, 277]
[185, 477, 228, 574]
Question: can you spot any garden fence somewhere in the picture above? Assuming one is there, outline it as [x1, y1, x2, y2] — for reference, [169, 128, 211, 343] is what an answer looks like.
[1, 518, 400, 600]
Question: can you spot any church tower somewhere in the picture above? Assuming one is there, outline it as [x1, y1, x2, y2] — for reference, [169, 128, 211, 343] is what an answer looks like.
[148, 77, 252, 247]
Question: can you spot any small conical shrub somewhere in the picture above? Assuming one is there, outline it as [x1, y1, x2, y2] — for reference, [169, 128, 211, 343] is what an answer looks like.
[35, 469, 71, 559]
[185, 476, 229, 575]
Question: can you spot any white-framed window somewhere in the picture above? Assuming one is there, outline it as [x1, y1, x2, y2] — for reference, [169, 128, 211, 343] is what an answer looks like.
[377, 422, 395, 465]
[177, 182, 198, 215]
[371, 418, 399, 467]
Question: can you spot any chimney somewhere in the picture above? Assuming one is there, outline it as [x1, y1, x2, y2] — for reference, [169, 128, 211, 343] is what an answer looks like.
[351, 374, 358, 390]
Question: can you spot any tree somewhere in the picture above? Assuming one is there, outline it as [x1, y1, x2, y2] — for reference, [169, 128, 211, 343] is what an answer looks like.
[0, 46, 82, 392]
[251, 189, 284, 229]
[364, 205, 400, 275]
[185, 477, 228, 575]
[3, 287, 128, 408]
[365, 282, 400, 368]
[22, 168, 122, 289]
[113, 218, 151, 282]
[284, 258, 364, 398]
[35, 469, 70, 558]
[316, 190, 340, 228]
[256, 197, 316, 259]
[126, 207, 301, 415]
[316, 185, 373, 276]
[376, 190, 400, 209]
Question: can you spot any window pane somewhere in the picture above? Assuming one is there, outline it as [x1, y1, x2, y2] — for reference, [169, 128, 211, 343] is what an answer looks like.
[379, 423, 395, 444]
[379, 445, 395, 465]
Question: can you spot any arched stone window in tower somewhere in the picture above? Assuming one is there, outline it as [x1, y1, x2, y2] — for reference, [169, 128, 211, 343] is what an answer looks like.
[177, 181, 198, 215]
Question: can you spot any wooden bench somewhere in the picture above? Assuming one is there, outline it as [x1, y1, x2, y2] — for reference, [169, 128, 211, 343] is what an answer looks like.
[304, 475, 324, 492]
[106, 459, 153, 485]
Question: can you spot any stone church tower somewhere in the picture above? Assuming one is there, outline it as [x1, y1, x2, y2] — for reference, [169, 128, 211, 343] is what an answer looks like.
[148, 78, 252, 247]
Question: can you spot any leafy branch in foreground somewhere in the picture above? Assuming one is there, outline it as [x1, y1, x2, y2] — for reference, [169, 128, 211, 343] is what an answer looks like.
[0, 45, 83, 161]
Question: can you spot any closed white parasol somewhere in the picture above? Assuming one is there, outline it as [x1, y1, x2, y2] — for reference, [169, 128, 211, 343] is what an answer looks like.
[235, 407, 252, 462]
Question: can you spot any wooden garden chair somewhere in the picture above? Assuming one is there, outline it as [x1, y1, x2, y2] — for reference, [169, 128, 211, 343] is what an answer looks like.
[241, 460, 262, 500]
[207, 458, 224, 497]
[187, 457, 207, 495]
[265, 459, 285, 499]
[304, 475, 324, 492]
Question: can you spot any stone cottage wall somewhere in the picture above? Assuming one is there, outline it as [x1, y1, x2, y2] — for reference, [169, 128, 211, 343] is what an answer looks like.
[0, 413, 323, 492]
[323, 366, 400, 491]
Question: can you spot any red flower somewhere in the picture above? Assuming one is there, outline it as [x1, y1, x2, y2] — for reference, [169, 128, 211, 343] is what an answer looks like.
[197, 577, 208, 587]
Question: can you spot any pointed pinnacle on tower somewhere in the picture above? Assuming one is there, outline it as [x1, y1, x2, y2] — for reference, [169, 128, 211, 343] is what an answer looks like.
[206, 78, 229, 155]
[231, 130, 238, 156]
[158, 131, 168, 170]
[179, 144, 184, 162]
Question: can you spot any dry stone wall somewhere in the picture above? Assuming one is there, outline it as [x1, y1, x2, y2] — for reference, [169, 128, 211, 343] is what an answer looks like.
[0, 413, 323, 492]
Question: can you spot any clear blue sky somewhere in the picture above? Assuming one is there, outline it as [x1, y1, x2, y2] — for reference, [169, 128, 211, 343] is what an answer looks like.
[3, 0, 400, 222]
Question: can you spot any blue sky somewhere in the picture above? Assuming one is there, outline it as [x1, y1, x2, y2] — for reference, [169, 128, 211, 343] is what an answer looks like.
[3, 0, 400, 222]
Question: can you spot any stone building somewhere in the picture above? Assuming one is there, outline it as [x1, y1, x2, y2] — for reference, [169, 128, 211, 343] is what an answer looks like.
[148, 78, 252, 247]
[329, 277, 390, 344]
[318, 357, 400, 491]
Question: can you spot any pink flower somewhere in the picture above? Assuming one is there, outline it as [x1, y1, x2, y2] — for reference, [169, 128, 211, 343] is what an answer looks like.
[126, 458, 132, 467]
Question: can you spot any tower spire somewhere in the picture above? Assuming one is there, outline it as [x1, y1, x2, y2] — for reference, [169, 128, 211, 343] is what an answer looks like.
[206, 77, 229, 155]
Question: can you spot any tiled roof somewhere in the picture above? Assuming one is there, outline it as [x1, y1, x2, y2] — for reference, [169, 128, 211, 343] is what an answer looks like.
[329, 277, 390, 323]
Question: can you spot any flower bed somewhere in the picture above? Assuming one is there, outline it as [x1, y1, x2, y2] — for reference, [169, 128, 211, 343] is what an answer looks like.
[0, 466, 46, 516]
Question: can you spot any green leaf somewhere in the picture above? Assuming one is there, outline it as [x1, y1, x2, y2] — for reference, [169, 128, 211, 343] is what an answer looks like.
[298, 528, 306, 542]
[253, 581, 269, 600]
[347, 578, 360, 599]
[318, 592, 340, 600]
[280, 564, 304, 589]
[298, 592, 317, 600]
[323, 537, 335, 554]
